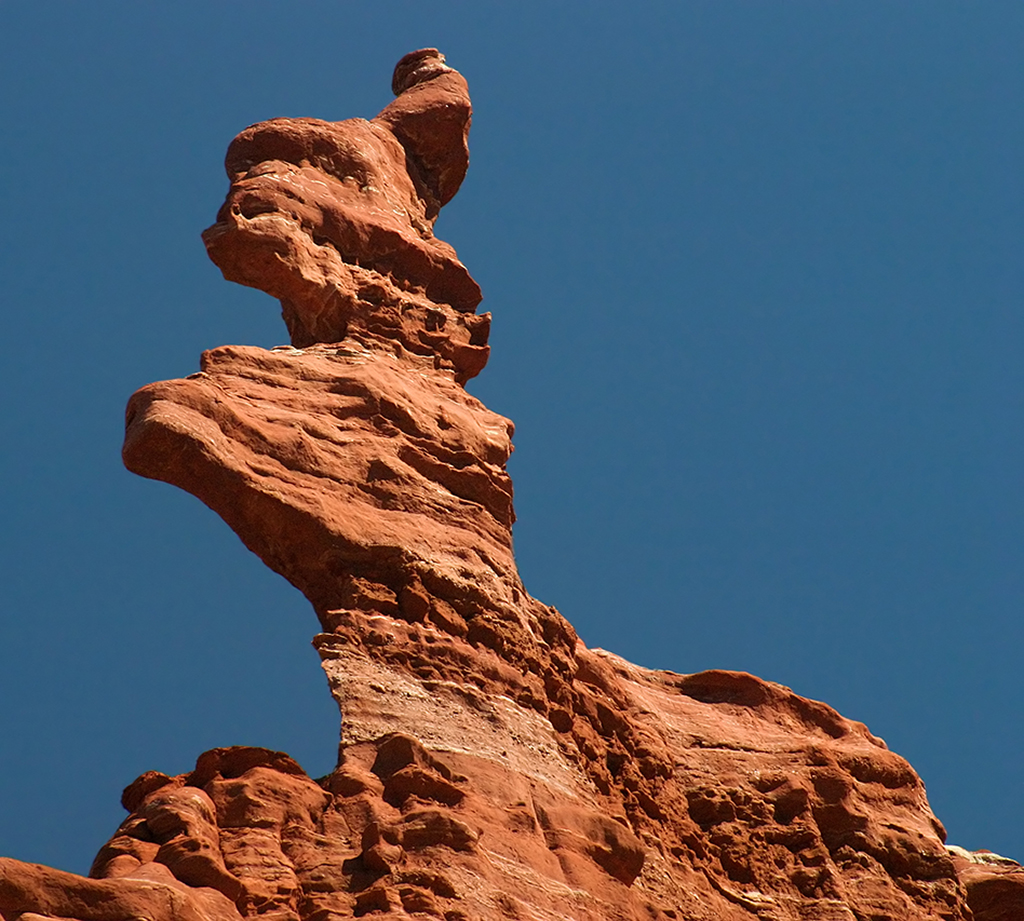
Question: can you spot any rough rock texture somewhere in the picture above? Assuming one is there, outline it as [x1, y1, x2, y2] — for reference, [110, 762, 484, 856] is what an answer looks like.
[947, 848, 1024, 921]
[200, 47, 487, 382]
[1, 48, 1017, 921]
[121, 342, 523, 630]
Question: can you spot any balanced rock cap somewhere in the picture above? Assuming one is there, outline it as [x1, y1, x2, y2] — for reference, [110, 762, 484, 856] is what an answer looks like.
[391, 48, 453, 96]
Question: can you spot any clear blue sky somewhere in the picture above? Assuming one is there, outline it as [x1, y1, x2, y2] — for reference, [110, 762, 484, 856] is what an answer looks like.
[2, 1, 1021, 873]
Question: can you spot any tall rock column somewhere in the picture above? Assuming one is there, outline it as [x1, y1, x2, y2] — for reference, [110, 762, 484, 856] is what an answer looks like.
[3, 49, 1021, 921]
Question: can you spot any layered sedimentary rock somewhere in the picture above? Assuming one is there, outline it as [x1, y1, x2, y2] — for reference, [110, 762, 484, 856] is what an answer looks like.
[200, 46, 486, 382]
[2, 48, 1020, 921]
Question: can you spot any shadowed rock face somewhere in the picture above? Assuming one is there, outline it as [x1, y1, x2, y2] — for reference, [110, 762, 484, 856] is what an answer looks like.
[2, 48, 1019, 921]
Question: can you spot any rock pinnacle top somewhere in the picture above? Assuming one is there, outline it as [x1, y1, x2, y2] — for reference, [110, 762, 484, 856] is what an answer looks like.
[201, 47, 484, 378]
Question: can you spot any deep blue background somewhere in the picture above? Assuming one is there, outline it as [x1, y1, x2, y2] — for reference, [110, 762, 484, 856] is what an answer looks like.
[2, 2, 1021, 873]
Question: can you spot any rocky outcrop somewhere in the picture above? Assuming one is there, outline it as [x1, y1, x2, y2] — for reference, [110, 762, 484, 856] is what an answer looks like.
[122, 341, 519, 625]
[1, 48, 1017, 921]
[947, 847, 1024, 921]
[2, 664, 984, 921]
[200, 47, 486, 382]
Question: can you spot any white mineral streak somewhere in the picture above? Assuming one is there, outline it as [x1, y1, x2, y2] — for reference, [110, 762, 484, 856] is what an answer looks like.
[318, 642, 596, 800]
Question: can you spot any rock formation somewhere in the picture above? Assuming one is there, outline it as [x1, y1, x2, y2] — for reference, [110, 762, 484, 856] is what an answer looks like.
[3, 48, 1022, 921]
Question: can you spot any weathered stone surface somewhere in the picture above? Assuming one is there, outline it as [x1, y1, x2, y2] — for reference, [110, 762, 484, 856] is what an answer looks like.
[0, 854, 242, 921]
[0, 665, 976, 921]
[947, 847, 1024, 921]
[2, 46, 1017, 921]
[202, 47, 487, 382]
[317, 644, 970, 919]
[122, 341, 522, 628]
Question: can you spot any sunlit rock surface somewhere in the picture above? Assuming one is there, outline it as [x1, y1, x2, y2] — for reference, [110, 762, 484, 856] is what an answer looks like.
[1, 47, 1015, 921]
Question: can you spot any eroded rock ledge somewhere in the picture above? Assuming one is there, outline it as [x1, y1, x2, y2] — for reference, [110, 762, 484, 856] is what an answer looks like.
[2, 48, 1020, 921]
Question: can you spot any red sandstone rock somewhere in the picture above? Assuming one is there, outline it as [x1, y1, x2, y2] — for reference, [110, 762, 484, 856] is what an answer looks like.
[121, 342, 523, 629]
[948, 847, 1024, 921]
[378, 48, 472, 214]
[117, 328, 973, 917]
[1, 47, 1016, 921]
[0, 667, 977, 921]
[0, 855, 242, 921]
[202, 48, 485, 380]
